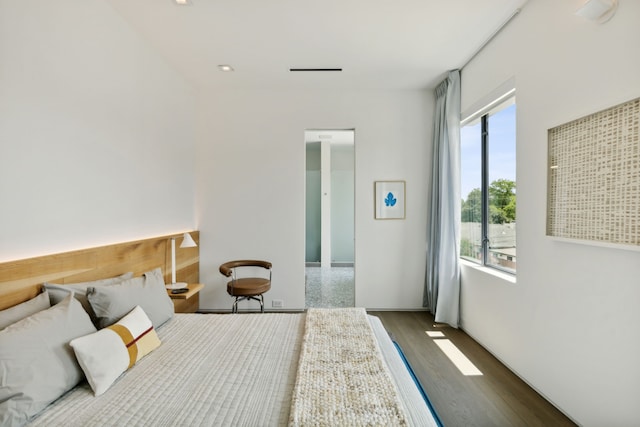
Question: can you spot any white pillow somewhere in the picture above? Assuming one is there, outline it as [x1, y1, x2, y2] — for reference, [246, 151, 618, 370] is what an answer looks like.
[0, 295, 97, 426]
[0, 290, 50, 330]
[70, 305, 161, 396]
[87, 268, 174, 329]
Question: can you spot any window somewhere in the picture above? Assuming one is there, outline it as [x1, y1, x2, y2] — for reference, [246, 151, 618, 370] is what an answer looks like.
[460, 96, 516, 273]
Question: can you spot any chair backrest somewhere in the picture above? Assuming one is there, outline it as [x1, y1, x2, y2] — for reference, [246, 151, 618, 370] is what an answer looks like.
[219, 260, 272, 277]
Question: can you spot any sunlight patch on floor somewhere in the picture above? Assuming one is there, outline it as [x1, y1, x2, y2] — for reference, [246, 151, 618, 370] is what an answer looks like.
[433, 339, 483, 376]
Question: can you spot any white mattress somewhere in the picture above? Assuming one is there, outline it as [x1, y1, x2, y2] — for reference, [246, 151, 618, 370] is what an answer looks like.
[369, 315, 439, 427]
[27, 312, 437, 427]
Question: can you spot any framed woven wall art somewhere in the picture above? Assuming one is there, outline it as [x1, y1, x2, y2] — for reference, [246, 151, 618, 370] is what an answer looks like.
[546, 97, 639, 249]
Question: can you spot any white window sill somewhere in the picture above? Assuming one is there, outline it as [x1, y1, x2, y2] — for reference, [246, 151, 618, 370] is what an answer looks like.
[460, 259, 517, 284]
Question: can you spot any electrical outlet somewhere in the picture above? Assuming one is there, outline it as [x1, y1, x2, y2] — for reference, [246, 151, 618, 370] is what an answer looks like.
[272, 299, 283, 308]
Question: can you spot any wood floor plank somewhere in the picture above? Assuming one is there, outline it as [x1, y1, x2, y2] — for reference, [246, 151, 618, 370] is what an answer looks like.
[369, 311, 576, 427]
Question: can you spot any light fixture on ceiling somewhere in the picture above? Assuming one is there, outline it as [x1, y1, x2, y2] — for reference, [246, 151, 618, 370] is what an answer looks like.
[174, 0, 192, 5]
[575, 0, 618, 23]
[218, 65, 234, 72]
[289, 68, 343, 72]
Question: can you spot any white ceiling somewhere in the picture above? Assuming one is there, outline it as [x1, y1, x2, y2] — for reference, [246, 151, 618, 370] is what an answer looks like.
[105, 0, 528, 91]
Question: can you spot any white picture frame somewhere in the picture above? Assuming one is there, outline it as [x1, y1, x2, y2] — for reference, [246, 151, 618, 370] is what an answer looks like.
[375, 181, 406, 220]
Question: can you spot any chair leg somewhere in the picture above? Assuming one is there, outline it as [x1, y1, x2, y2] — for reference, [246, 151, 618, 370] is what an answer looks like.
[232, 295, 266, 313]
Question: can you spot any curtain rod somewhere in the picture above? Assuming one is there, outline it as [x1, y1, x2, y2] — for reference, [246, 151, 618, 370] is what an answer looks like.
[460, 8, 523, 70]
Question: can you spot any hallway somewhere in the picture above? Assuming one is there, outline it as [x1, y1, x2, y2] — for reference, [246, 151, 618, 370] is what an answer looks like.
[304, 266, 354, 308]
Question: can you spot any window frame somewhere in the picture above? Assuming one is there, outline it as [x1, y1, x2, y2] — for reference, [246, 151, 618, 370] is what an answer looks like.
[460, 92, 516, 275]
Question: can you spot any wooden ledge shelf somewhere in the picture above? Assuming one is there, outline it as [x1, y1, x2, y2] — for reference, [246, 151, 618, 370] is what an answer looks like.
[167, 283, 203, 313]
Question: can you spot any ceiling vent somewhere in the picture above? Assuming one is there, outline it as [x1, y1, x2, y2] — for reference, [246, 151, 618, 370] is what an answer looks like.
[289, 68, 342, 72]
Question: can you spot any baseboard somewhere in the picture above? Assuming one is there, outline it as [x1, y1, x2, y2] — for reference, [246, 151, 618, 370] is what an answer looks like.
[459, 325, 580, 426]
[305, 262, 354, 267]
[197, 308, 305, 314]
[198, 308, 429, 314]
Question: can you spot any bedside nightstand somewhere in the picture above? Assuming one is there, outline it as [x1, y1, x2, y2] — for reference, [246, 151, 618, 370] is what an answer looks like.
[167, 283, 204, 313]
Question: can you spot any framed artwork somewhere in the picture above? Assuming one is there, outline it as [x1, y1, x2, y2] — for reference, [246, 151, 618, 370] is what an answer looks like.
[375, 181, 406, 219]
[547, 97, 639, 249]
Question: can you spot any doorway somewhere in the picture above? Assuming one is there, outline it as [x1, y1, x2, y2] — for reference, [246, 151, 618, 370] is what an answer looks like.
[305, 129, 355, 308]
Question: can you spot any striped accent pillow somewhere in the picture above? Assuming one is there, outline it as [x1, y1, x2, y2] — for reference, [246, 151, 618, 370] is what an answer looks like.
[70, 305, 161, 396]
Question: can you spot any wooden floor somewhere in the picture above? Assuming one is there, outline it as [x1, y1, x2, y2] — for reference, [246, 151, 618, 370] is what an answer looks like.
[368, 311, 576, 427]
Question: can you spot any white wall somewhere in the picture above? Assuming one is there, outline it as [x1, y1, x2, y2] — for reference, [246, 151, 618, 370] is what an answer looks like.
[460, 1, 640, 425]
[196, 89, 432, 311]
[305, 147, 321, 262]
[305, 144, 355, 264]
[331, 146, 355, 263]
[0, 0, 196, 262]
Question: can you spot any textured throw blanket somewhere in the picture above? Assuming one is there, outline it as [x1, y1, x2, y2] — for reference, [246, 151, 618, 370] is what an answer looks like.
[289, 308, 409, 426]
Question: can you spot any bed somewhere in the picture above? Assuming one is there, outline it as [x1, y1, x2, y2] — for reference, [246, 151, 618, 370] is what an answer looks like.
[0, 234, 439, 426]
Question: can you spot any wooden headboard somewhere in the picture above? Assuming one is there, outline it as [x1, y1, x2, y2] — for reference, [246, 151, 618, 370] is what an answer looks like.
[0, 232, 199, 311]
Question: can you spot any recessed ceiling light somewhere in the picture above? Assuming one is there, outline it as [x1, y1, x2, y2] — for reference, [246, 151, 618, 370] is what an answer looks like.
[218, 65, 234, 72]
[174, 0, 192, 5]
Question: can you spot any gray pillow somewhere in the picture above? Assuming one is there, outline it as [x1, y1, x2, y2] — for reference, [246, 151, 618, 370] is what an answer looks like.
[44, 272, 134, 324]
[0, 294, 97, 426]
[87, 267, 174, 329]
[0, 290, 50, 330]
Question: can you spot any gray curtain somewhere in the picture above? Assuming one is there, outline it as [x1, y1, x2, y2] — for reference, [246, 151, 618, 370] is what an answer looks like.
[424, 70, 461, 328]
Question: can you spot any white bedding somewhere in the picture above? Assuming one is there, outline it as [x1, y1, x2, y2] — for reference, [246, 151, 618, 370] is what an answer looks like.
[26, 312, 437, 427]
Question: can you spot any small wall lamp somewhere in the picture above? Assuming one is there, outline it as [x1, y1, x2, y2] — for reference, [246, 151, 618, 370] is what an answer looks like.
[166, 232, 197, 290]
